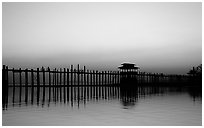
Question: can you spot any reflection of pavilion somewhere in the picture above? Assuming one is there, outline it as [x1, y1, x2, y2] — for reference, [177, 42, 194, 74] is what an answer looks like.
[118, 63, 140, 84]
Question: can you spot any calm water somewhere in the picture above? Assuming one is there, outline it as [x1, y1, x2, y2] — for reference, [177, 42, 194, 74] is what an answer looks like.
[2, 85, 202, 126]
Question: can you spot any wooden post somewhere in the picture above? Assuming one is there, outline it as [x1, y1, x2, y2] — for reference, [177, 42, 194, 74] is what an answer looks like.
[96, 70, 98, 86]
[48, 67, 51, 86]
[67, 68, 69, 102]
[108, 71, 111, 85]
[87, 70, 89, 85]
[6, 66, 9, 87]
[90, 70, 92, 86]
[112, 71, 115, 85]
[56, 69, 59, 100]
[113, 72, 115, 85]
[104, 71, 107, 85]
[53, 69, 55, 99]
[31, 69, 34, 104]
[42, 67, 45, 86]
[12, 68, 15, 87]
[63, 68, 66, 103]
[42, 67, 45, 102]
[81, 69, 83, 85]
[19, 68, 22, 103]
[77, 64, 80, 86]
[71, 65, 73, 86]
[118, 71, 120, 84]
[12, 68, 15, 104]
[37, 68, 40, 103]
[93, 70, 95, 86]
[2, 65, 6, 106]
[64, 68, 66, 86]
[101, 71, 104, 86]
[2, 65, 6, 88]
[67, 68, 69, 86]
[84, 66, 86, 86]
[5, 66, 9, 105]
[60, 68, 62, 86]
[25, 69, 28, 103]
[53, 69, 55, 86]
[73, 69, 76, 86]
[63, 68, 66, 102]
[99, 71, 101, 86]
[56, 69, 59, 86]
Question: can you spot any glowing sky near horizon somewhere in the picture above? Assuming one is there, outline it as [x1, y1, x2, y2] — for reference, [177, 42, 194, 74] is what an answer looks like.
[2, 2, 202, 74]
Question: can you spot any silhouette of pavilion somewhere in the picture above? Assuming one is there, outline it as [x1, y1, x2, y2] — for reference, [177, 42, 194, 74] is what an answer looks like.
[118, 62, 140, 85]
[118, 62, 139, 73]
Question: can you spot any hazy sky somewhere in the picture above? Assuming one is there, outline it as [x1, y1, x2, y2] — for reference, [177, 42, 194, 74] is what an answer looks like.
[2, 2, 202, 74]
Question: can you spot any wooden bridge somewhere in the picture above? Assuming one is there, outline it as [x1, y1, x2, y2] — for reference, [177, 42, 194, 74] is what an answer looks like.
[2, 64, 188, 88]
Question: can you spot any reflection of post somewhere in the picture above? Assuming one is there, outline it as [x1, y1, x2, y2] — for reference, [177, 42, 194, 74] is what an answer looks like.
[63, 86, 66, 104]
[71, 86, 73, 107]
[96, 85, 98, 100]
[90, 86, 92, 99]
[74, 84, 76, 101]
[77, 86, 80, 108]
[106, 86, 109, 100]
[84, 86, 87, 105]
[67, 86, 69, 103]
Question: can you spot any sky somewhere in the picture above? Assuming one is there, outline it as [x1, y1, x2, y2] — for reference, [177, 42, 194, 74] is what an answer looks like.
[2, 2, 202, 74]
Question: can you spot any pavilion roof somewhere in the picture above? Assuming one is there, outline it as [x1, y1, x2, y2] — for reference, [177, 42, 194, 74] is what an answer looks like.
[118, 62, 139, 69]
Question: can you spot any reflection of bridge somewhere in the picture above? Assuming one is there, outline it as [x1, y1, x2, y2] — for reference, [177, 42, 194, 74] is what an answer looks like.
[2, 85, 201, 110]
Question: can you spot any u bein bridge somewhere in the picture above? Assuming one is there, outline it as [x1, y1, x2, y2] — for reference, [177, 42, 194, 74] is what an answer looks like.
[2, 63, 190, 88]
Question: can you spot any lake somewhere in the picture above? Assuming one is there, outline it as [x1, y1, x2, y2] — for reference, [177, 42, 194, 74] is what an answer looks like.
[2, 85, 202, 126]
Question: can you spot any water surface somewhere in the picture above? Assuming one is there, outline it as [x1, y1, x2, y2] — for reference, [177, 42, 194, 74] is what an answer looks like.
[2, 85, 202, 126]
